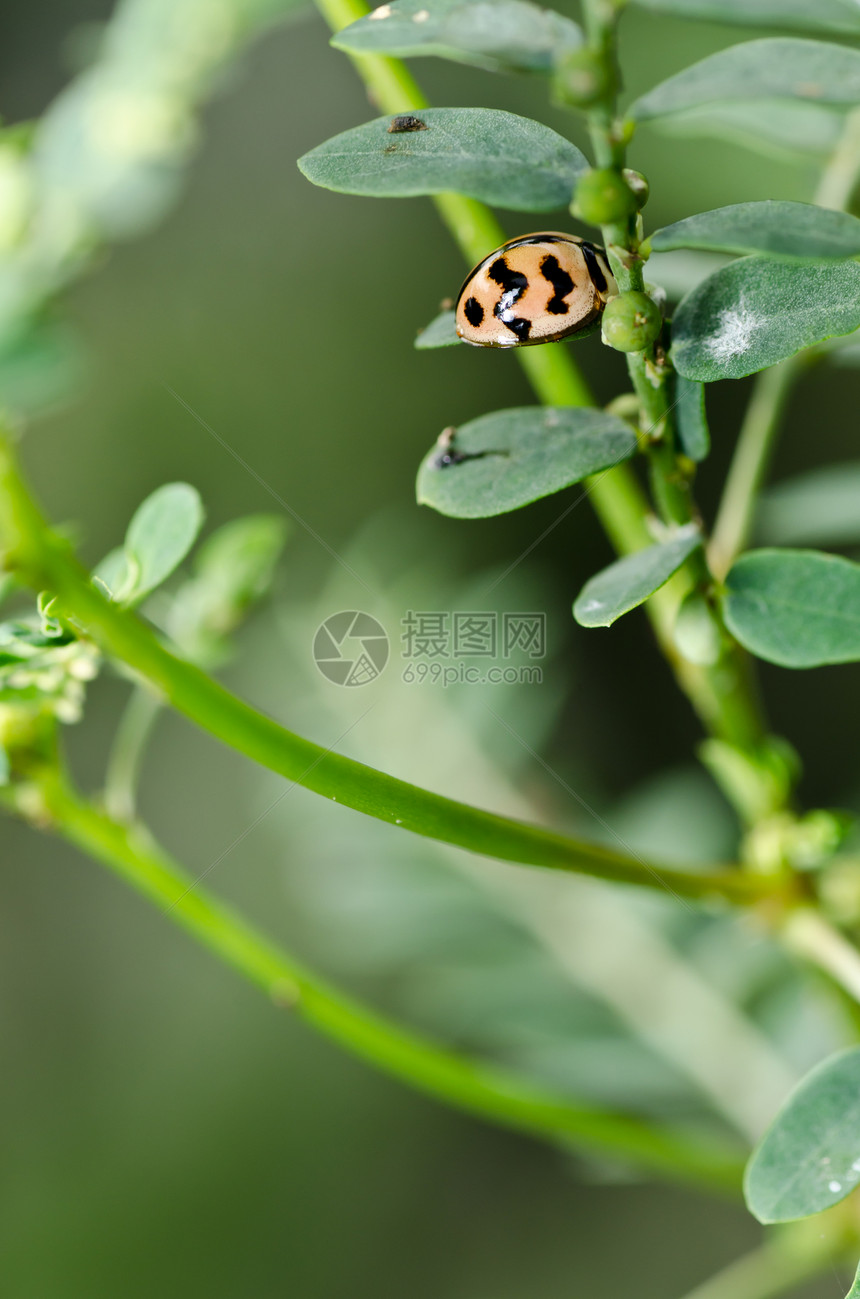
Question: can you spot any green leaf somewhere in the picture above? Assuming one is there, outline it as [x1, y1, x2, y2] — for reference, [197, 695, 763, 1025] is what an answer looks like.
[723, 549, 860, 668]
[417, 407, 637, 519]
[168, 515, 289, 662]
[298, 109, 589, 211]
[0, 745, 9, 786]
[845, 1258, 860, 1299]
[671, 257, 860, 381]
[125, 483, 204, 603]
[91, 547, 138, 604]
[675, 375, 709, 462]
[631, 0, 860, 37]
[651, 100, 846, 162]
[650, 202, 860, 261]
[415, 309, 460, 349]
[94, 483, 205, 607]
[631, 39, 860, 122]
[757, 464, 860, 547]
[333, 0, 582, 73]
[745, 1046, 860, 1223]
[573, 525, 702, 628]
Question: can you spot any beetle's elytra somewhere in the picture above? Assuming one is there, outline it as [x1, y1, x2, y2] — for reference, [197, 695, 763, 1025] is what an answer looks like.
[454, 232, 617, 348]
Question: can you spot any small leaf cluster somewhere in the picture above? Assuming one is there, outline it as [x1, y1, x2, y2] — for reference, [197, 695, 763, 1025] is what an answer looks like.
[0, 481, 287, 786]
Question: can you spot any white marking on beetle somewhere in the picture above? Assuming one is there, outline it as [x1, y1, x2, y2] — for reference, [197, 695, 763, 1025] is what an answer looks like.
[369, 4, 392, 17]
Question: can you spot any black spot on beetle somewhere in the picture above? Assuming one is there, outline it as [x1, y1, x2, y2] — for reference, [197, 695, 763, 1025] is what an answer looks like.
[388, 114, 427, 133]
[581, 242, 608, 294]
[540, 254, 574, 315]
[464, 297, 484, 327]
[488, 257, 531, 341]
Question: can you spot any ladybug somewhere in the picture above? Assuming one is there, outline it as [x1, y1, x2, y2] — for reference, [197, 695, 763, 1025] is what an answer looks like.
[454, 232, 617, 348]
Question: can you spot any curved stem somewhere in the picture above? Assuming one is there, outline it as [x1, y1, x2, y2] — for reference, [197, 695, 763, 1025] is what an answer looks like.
[0, 430, 774, 904]
[24, 767, 746, 1195]
[677, 1232, 850, 1299]
[782, 908, 860, 1006]
[104, 686, 162, 821]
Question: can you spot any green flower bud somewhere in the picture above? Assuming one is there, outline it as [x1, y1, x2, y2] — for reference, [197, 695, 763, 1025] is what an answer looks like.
[553, 49, 613, 110]
[601, 291, 662, 353]
[622, 168, 649, 209]
[572, 168, 637, 226]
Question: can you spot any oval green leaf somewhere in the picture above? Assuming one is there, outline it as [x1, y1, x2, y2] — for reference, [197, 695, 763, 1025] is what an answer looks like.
[416, 309, 460, 348]
[333, 0, 582, 74]
[675, 375, 710, 462]
[417, 407, 637, 518]
[671, 257, 860, 381]
[724, 549, 860, 668]
[126, 482, 205, 603]
[651, 202, 860, 261]
[745, 1046, 860, 1224]
[573, 525, 702, 628]
[651, 100, 846, 162]
[845, 1258, 860, 1299]
[757, 464, 860, 548]
[631, 0, 860, 37]
[631, 39, 860, 122]
[298, 109, 588, 211]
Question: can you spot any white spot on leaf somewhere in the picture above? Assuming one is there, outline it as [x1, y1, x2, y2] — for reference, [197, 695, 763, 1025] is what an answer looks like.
[369, 4, 392, 17]
[704, 296, 760, 363]
[413, 8, 430, 19]
[829, 1180, 842, 1193]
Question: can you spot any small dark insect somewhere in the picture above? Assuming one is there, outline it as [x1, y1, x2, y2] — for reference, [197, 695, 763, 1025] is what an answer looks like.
[432, 427, 503, 470]
[388, 114, 428, 133]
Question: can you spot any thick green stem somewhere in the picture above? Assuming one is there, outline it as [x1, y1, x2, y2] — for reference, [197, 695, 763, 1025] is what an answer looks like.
[313, 0, 772, 774]
[24, 768, 746, 1195]
[0, 431, 772, 904]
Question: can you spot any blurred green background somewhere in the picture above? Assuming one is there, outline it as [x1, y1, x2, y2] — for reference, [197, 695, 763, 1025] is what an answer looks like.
[2, 2, 859, 1295]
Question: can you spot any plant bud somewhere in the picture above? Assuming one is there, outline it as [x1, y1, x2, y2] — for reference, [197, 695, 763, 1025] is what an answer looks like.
[553, 48, 612, 109]
[573, 168, 637, 226]
[601, 291, 662, 352]
[622, 168, 649, 209]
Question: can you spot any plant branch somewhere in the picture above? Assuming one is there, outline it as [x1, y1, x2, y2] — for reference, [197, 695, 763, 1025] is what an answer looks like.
[104, 685, 162, 821]
[782, 908, 860, 1006]
[0, 429, 774, 904]
[11, 766, 746, 1195]
[677, 1216, 856, 1299]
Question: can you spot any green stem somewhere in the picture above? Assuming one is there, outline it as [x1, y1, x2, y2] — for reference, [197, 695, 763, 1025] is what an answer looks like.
[677, 1218, 855, 1299]
[24, 767, 746, 1195]
[314, 0, 773, 769]
[0, 430, 771, 904]
[782, 908, 860, 1006]
[104, 685, 162, 821]
[708, 363, 798, 581]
